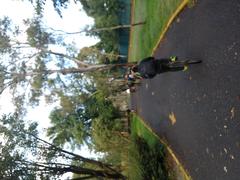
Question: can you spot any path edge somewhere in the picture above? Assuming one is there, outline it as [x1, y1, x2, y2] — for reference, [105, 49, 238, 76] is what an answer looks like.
[134, 113, 192, 180]
[152, 0, 189, 55]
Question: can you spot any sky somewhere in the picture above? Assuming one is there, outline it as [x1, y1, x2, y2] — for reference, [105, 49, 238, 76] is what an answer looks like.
[0, 0, 99, 159]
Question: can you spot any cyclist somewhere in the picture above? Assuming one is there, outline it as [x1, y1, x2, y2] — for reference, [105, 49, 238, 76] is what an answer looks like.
[130, 56, 188, 79]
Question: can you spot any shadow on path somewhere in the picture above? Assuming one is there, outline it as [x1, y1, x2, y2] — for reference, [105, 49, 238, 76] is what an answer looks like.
[131, 0, 240, 179]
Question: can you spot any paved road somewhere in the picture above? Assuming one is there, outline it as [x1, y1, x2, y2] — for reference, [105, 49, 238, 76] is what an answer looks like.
[130, 0, 240, 179]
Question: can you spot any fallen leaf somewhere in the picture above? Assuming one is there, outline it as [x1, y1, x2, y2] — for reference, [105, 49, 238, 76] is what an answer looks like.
[224, 166, 228, 173]
[145, 83, 148, 89]
[230, 107, 235, 119]
[230, 154, 235, 160]
[169, 112, 176, 125]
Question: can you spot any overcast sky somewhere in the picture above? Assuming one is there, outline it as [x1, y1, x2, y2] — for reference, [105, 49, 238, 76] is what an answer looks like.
[0, 0, 99, 161]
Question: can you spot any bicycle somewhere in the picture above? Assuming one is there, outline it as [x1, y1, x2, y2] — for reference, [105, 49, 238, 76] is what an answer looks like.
[168, 59, 202, 68]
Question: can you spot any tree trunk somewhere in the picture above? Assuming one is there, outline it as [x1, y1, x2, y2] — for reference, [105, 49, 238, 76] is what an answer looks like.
[38, 63, 136, 75]
[27, 133, 118, 172]
[86, 21, 146, 33]
[48, 21, 146, 35]
[62, 166, 126, 179]
[22, 161, 126, 179]
[6, 62, 137, 81]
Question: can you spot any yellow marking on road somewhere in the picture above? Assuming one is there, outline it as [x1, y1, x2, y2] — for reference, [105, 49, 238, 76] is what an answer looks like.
[134, 113, 192, 180]
[152, 0, 190, 55]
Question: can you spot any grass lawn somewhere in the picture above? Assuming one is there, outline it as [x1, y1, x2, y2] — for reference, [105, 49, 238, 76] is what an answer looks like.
[128, 0, 187, 62]
[131, 114, 160, 147]
[127, 114, 176, 180]
[129, 114, 191, 180]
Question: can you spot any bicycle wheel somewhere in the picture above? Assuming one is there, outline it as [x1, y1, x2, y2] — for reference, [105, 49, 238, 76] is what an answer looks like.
[168, 60, 202, 67]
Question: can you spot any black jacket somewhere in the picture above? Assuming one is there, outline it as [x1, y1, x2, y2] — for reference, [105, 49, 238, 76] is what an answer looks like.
[135, 57, 171, 78]
[137, 57, 157, 78]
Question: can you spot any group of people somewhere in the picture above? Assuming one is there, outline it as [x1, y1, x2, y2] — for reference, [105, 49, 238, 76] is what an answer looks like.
[124, 56, 188, 92]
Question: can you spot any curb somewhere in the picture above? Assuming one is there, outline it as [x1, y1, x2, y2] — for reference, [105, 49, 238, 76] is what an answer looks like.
[152, 0, 189, 55]
[134, 113, 192, 180]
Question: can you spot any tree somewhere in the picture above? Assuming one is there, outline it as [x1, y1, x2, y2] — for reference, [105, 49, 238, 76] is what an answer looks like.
[47, 107, 90, 149]
[23, 0, 74, 17]
[79, 0, 123, 52]
[52, 21, 145, 62]
[0, 114, 126, 179]
[91, 117, 129, 165]
[0, 16, 135, 112]
[46, 91, 123, 149]
[47, 94, 93, 148]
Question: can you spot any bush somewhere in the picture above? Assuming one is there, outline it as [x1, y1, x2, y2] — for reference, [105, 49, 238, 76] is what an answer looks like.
[134, 136, 168, 180]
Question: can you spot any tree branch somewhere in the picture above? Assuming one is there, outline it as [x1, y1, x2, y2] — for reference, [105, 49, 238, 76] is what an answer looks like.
[44, 50, 89, 67]
[25, 132, 116, 171]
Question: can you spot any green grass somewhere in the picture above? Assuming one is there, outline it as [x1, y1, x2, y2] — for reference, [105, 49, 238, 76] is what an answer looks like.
[129, 0, 183, 62]
[131, 114, 159, 147]
[126, 114, 169, 180]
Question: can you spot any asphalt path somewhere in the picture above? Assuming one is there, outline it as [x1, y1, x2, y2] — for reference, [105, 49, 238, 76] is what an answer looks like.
[130, 0, 240, 179]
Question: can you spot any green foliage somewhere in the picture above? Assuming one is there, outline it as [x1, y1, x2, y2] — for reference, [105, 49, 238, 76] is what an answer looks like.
[47, 107, 86, 147]
[46, 90, 122, 149]
[26, 0, 74, 17]
[89, 68, 128, 98]
[77, 46, 122, 64]
[26, 18, 55, 48]
[0, 114, 40, 179]
[47, 106, 90, 148]
[0, 15, 87, 112]
[84, 91, 121, 121]
[129, 0, 182, 61]
[0, 114, 125, 179]
[80, 0, 123, 52]
[91, 117, 126, 162]
[127, 115, 169, 180]
[47, 94, 93, 148]
[0, 16, 20, 54]
[131, 137, 168, 180]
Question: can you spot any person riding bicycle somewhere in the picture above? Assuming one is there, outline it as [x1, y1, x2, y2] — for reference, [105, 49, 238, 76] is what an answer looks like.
[131, 56, 188, 79]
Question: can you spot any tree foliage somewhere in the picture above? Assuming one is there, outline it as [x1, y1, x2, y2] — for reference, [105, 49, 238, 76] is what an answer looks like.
[91, 117, 129, 165]
[24, 0, 74, 17]
[80, 0, 124, 52]
[0, 114, 126, 179]
[0, 16, 134, 114]
[0, 4, 135, 178]
[46, 91, 123, 148]
[47, 94, 93, 148]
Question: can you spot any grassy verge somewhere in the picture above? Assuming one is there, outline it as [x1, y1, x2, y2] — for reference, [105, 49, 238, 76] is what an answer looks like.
[128, 0, 187, 62]
[127, 0, 193, 179]
[126, 114, 176, 180]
